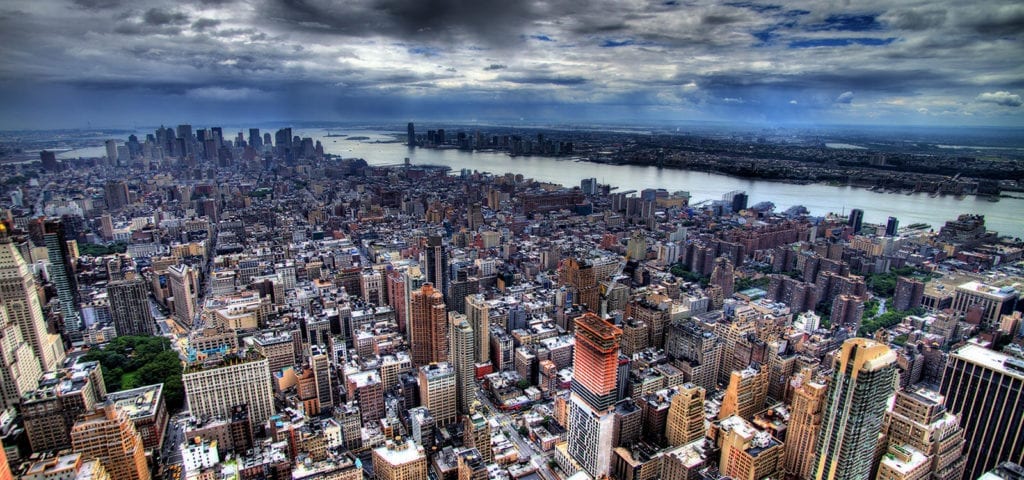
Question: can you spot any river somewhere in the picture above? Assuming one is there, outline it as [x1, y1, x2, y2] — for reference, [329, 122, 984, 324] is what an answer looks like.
[57, 128, 1024, 238]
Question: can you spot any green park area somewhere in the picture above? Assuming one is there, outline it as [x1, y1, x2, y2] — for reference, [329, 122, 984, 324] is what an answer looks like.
[83, 335, 185, 410]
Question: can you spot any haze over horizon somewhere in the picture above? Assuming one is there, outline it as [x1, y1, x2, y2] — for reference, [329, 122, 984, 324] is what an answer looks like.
[0, 0, 1022, 130]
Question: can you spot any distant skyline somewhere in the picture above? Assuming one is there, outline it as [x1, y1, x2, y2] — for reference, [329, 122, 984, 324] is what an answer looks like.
[0, 0, 1022, 130]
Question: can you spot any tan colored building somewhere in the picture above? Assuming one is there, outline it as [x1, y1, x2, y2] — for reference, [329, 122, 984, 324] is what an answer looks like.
[0, 225, 64, 373]
[718, 364, 768, 421]
[71, 404, 149, 480]
[372, 438, 427, 480]
[876, 445, 931, 480]
[718, 415, 784, 480]
[784, 371, 827, 480]
[23, 453, 110, 480]
[881, 388, 966, 480]
[182, 351, 274, 426]
[666, 383, 705, 446]
[464, 294, 490, 364]
[449, 313, 476, 416]
[418, 362, 457, 426]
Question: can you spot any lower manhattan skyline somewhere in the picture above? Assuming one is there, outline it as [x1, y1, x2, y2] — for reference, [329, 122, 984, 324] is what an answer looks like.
[1, 2, 1023, 480]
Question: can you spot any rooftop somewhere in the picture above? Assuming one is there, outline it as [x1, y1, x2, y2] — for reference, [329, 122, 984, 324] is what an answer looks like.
[953, 342, 1024, 380]
[107, 383, 164, 419]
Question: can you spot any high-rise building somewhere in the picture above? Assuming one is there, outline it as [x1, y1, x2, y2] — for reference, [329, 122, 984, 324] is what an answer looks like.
[876, 445, 930, 480]
[310, 346, 334, 413]
[940, 342, 1024, 480]
[666, 383, 705, 446]
[0, 302, 43, 410]
[829, 294, 865, 330]
[418, 362, 457, 426]
[22, 453, 109, 480]
[168, 264, 198, 328]
[104, 139, 118, 164]
[848, 208, 864, 234]
[107, 279, 153, 337]
[407, 122, 416, 147]
[710, 257, 736, 299]
[893, 277, 925, 312]
[464, 411, 493, 465]
[811, 338, 897, 480]
[886, 216, 900, 236]
[410, 283, 447, 366]
[45, 220, 83, 343]
[182, 351, 275, 426]
[719, 415, 784, 480]
[449, 312, 476, 416]
[567, 312, 623, 478]
[881, 388, 966, 480]
[0, 439, 10, 480]
[464, 294, 490, 364]
[71, 404, 149, 480]
[784, 371, 827, 480]
[372, 438, 427, 480]
[950, 281, 1018, 329]
[422, 236, 447, 296]
[0, 224, 65, 372]
[718, 363, 768, 421]
[39, 150, 60, 171]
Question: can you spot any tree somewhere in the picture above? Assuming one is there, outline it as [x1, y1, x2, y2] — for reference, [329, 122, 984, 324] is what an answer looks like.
[82, 336, 185, 411]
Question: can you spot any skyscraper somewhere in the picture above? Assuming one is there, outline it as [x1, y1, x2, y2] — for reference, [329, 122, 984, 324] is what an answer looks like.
[886, 216, 900, 236]
[940, 342, 1024, 480]
[848, 208, 864, 234]
[464, 294, 490, 364]
[422, 236, 447, 296]
[666, 382, 705, 446]
[881, 388, 966, 480]
[448, 312, 476, 416]
[811, 338, 897, 480]
[107, 279, 152, 337]
[410, 283, 447, 366]
[168, 264, 197, 328]
[71, 404, 150, 480]
[567, 312, 623, 478]
[182, 351, 275, 426]
[0, 447, 10, 480]
[710, 256, 736, 300]
[407, 122, 416, 147]
[784, 371, 827, 480]
[45, 220, 83, 342]
[0, 302, 43, 410]
[418, 362, 457, 426]
[0, 223, 65, 372]
[718, 363, 768, 421]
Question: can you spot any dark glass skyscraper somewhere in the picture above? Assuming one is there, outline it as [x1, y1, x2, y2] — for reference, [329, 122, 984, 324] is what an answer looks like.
[407, 122, 416, 147]
[44, 220, 83, 343]
[848, 208, 864, 234]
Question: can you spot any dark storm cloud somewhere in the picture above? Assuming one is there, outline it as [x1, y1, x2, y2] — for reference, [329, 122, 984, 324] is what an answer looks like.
[191, 18, 221, 31]
[70, 0, 122, 9]
[143, 8, 189, 26]
[499, 74, 588, 86]
[958, 6, 1024, 36]
[484, 64, 506, 71]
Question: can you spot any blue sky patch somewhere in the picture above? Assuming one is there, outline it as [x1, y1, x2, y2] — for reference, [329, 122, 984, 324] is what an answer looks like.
[788, 37, 896, 48]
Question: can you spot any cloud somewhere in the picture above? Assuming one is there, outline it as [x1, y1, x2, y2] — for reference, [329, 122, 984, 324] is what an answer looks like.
[976, 91, 1022, 107]
[835, 91, 855, 104]
[186, 86, 263, 101]
[143, 8, 189, 26]
[191, 18, 221, 31]
[484, 64, 507, 71]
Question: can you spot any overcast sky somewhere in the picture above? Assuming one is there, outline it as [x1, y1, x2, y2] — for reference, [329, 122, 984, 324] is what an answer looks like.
[0, 0, 1021, 129]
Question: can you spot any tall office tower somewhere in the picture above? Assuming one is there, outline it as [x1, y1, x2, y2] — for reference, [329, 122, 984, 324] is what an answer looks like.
[248, 128, 261, 150]
[665, 319, 723, 392]
[0, 224, 65, 371]
[951, 281, 1018, 329]
[182, 351, 275, 426]
[464, 294, 490, 364]
[0, 304, 43, 410]
[418, 362, 457, 426]
[467, 202, 484, 231]
[104, 139, 118, 164]
[886, 216, 900, 236]
[44, 221, 82, 342]
[811, 338, 897, 480]
[448, 313, 476, 416]
[893, 277, 925, 312]
[666, 383, 705, 446]
[464, 411, 493, 464]
[422, 236, 447, 295]
[39, 150, 59, 171]
[848, 208, 864, 234]
[71, 404, 150, 480]
[106, 279, 152, 337]
[829, 294, 865, 330]
[561, 258, 600, 313]
[710, 257, 736, 299]
[567, 312, 623, 478]
[626, 231, 646, 260]
[410, 283, 447, 366]
[274, 128, 293, 159]
[103, 180, 129, 211]
[784, 371, 827, 480]
[718, 363, 769, 421]
[176, 124, 193, 143]
[372, 439, 427, 480]
[881, 388, 966, 480]
[407, 122, 416, 147]
[940, 342, 1024, 480]
[719, 415, 784, 480]
[168, 264, 198, 328]
[310, 346, 334, 413]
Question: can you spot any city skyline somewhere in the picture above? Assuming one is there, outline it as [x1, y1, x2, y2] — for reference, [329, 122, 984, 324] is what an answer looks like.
[0, 0, 1021, 129]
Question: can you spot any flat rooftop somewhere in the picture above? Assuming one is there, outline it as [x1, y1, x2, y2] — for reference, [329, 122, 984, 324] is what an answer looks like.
[954, 342, 1024, 380]
[108, 383, 164, 418]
